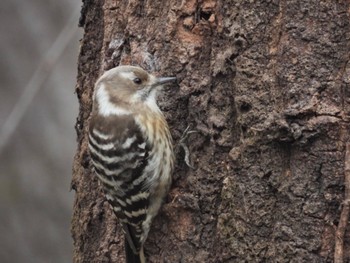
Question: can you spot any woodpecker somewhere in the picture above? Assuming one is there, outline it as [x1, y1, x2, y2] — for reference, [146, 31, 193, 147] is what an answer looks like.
[88, 65, 176, 263]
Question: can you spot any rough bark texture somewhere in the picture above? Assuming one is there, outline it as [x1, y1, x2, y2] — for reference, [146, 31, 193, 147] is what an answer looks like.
[72, 0, 350, 262]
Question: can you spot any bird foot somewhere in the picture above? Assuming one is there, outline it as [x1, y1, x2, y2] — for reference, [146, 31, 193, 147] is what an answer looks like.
[179, 125, 197, 169]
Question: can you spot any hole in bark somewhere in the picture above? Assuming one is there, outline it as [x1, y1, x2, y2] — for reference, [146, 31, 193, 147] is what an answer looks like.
[241, 125, 247, 135]
[234, 38, 244, 47]
[233, 34, 246, 49]
[262, 171, 272, 180]
[200, 11, 212, 21]
[240, 102, 252, 112]
[226, 53, 238, 65]
[213, 133, 221, 141]
[98, 211, 104, 221]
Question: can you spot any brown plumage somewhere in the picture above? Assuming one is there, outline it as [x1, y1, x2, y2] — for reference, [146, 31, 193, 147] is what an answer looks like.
[88, 66, 176, 263]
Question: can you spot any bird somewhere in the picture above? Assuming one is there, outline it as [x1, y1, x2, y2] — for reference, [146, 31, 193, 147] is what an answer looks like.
[88, 65, 176, 263]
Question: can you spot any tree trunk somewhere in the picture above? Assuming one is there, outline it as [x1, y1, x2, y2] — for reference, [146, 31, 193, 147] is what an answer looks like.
[72, 0, 350, 262]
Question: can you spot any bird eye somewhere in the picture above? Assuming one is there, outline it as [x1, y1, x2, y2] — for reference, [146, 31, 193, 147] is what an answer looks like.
[133, 78, 142, 84]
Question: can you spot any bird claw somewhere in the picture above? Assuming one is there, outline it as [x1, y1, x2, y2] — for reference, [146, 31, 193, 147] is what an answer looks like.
[179, 125, 197, 169]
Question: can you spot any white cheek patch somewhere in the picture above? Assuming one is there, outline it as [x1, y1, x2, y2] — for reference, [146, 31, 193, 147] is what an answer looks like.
[130, 89, 147, 103]
[96, 84, 131, 116]
[145, 89, 161, 113]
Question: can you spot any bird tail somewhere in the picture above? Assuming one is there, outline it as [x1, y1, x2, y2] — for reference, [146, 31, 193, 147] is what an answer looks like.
[125, 238, 145, 263]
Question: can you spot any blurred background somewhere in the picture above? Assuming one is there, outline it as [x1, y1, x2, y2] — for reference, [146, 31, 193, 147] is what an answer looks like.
[0, 0, 82, 262]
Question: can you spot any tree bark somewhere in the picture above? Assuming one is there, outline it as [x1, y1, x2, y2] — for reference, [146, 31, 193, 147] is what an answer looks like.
[72, 0, 350, 262]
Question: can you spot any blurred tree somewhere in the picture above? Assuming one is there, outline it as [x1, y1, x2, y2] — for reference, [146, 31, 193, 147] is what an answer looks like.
[0, 1, 80, 262]
[72, 0, 350, 262]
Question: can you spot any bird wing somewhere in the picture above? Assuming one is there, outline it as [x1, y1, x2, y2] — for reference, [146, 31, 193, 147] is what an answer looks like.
[88, 114, 151, 253]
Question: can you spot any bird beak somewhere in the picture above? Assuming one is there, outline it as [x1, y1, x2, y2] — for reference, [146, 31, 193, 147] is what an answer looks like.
[155, 77, 177, 86]
[149, 76, 177, 92]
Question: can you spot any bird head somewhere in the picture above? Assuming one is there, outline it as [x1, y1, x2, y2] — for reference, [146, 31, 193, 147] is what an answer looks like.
[94, 66, 176, 115]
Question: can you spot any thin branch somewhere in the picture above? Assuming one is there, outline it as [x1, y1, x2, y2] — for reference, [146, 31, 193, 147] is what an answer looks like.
[0, 7, 80, 155]
[334, 142, 350, 263]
